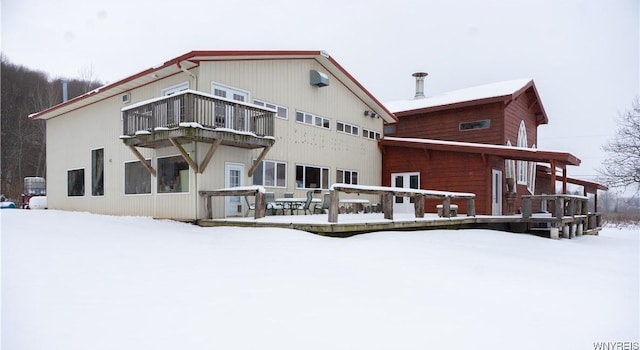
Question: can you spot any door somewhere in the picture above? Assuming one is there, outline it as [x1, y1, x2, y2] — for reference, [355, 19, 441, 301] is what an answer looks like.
[212, 82, 249, 130]
[225, 163, 244, 217]
[161, 82, 189, 126]
[392, 172, 420, 214]
[492, 169, 503, 216]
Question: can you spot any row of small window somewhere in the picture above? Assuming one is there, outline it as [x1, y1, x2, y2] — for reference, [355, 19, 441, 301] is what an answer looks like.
[256, 98, 381, 140]
[253, 160, 358, 189]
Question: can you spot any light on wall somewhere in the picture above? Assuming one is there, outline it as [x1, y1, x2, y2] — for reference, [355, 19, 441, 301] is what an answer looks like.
[364, 110, 380, 119]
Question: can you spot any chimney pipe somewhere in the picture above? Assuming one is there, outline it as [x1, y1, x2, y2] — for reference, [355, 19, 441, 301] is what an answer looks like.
[412, 72, 428, 99]
[62, 80, 68, 102]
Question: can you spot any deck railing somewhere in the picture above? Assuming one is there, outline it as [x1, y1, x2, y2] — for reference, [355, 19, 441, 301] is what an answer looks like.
[122, 90, 275, 138]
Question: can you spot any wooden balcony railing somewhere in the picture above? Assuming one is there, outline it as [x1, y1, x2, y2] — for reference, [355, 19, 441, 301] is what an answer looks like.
[121, 90, 275, 138]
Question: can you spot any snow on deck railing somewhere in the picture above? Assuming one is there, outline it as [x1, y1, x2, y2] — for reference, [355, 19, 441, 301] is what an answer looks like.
[328, 183, 476, 222]
[121, 90, 275, 138]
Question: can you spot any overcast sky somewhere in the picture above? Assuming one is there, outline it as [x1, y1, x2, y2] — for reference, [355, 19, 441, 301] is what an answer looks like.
[2, 0, 638, 188]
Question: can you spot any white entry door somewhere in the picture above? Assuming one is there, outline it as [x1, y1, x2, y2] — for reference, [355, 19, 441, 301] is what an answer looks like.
[392, 172, 420, 214]
[492, 169, 503, 216]
[225, 163, 244, 217]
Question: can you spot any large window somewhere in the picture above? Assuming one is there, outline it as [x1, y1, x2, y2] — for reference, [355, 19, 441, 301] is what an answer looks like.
[253, 99, 288, 119]
[252, 160, 287, 187]
[296, 164, 329, 189]
[91, 148, 104, 196]
[296, 111, 330, 129]
[67, 169, 85, 196]
[336, 169, 358, 185]
[157, 156, 189, 193]
[337, 121, 359, 136]
[125, 160, 152, 195]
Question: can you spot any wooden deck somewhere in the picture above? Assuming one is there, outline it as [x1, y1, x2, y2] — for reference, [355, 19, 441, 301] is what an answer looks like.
[197, 187, 602, 238]
[197, 212, 602, 238]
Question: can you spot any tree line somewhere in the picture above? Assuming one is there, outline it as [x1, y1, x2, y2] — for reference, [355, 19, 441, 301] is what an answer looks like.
[1, 55, 102, 201]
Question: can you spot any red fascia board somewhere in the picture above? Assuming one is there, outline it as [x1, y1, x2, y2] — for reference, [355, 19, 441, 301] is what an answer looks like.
[380, 138, 581, 165]
[393, 96, 510, 118]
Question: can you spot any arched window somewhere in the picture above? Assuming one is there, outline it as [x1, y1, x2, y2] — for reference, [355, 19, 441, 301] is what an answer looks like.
[517, 121, 528, 184]
[528, 144, 537, 194]
[505, 140, 516, 184]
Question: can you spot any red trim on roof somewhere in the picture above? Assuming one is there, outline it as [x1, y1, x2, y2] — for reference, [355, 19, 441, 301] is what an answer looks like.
[380, 137, 581, 166]
[30, 50, 397, 122]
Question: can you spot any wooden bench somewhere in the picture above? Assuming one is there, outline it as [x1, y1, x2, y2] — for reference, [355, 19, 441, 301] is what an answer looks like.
[329, 184, 475, 223]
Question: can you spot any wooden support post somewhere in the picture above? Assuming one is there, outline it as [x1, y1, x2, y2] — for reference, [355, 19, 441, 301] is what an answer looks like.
[567, 198, 575, 216]
[562, 169, 569, 195]
[202, 193, 212, 219]
[467, 198, 476, 216]
[414, 194, 424, 218]
[248, 145, 273, 177]
[328, 190, 339, 223]
[254, 192, 266, 219]
[550, 226, 560, 240]
[555, 197, 565, 219]
[550, 160, 557, 194]
[522, 197, 532, 218]
[562, 224, 570, 239]
[127, 145, 157, 177]
[442, 197, 451, 218]
[199, 139, 222, 174]
[382, 193, 393, 220]
[170, 138, 199, 173]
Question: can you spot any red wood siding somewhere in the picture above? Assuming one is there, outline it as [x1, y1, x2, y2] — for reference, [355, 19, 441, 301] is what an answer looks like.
[504, 92, 539, 146]
[392, 102, 506, 145]
[382, 146, 503, 215]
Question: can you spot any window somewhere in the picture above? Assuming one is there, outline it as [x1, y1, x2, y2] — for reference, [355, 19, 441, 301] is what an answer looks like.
[337, 121, 359, 136]
[527, 144, 537, 194]
[336, 169, 358, 185]
[460, 119, 491, 131]
[296, 111, 330, 129]
[211, 82, 249, 102]
[383, 124, 396, 135]
[91, 148, 104, 196]
[125, 160, 152, 195]
[296, 164, 329, 189]
[505, 140, 516, 183]
[363, 129, 381, 140]
[253, 99, 288, 119]
[252, 160, 287, 187]
[517, 121, 528, 184]
[157, 156, 189, 193]
[67, 169, 85, 196]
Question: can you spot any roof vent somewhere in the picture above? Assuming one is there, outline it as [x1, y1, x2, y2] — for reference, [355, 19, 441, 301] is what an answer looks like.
[310, 70, 329, 87]
[412, 72, 428, 99]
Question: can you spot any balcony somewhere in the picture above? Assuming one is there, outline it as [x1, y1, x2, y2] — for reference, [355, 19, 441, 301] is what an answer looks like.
[120, 90, 275, 149]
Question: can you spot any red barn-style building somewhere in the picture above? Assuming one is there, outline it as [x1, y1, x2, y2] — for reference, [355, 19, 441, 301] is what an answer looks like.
[380, 75, 602, 216]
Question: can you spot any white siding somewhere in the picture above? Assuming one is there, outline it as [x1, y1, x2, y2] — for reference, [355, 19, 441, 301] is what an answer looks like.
[46, 58, 385, 220]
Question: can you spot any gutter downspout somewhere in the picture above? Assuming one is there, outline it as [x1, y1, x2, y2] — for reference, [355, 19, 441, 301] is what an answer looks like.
[177, 61, 199, 221]
[177, 61, 197, 89]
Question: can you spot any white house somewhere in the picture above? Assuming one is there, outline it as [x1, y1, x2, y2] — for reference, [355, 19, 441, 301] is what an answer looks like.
[29, 50, 396, 220]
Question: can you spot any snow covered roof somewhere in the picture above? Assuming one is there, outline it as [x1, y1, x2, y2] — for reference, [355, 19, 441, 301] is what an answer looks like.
[384, 78, 548, 124]
[380, 136, 581, 166]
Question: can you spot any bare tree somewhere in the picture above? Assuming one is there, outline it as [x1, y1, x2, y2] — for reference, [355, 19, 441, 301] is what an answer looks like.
[600, 98, 640, 193]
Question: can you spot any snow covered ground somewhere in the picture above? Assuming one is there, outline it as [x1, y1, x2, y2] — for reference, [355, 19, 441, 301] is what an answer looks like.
[2, 210, 638, 350]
